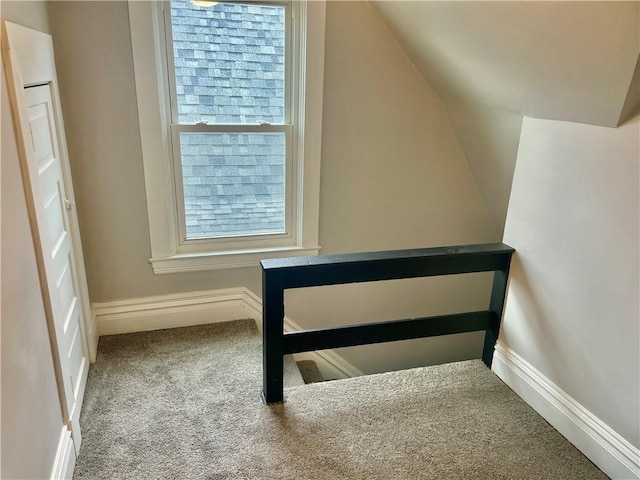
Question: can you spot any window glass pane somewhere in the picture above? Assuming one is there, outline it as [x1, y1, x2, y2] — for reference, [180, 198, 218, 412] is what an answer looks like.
[170, 0, 285, 124]
[179, 132, 286, 239]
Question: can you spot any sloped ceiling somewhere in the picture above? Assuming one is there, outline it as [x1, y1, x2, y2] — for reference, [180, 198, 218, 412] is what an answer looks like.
[372, 1, 639, 235]
[372, 1, 639, 127]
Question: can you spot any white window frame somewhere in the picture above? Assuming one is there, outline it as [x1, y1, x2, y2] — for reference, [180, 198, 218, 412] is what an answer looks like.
[129, 0, 325, 273]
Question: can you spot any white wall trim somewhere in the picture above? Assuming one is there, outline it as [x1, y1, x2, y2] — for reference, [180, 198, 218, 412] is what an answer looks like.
[492, 343, 640, 480]
[50, 427, 75, 480]
[149, 246, 321, 274]
[92, 287, 362, 379]
[93, 288, 248, 336]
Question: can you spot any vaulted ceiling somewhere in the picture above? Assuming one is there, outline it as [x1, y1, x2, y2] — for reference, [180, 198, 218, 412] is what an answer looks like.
[372, 1, 639, 235]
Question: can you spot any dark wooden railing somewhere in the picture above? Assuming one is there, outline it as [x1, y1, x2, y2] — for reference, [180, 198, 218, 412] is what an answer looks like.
[261, 243, 515, 404]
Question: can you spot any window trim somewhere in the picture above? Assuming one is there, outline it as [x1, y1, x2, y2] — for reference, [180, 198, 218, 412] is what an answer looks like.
[128, 0, 325, 273]
[166, 1, 294, 245]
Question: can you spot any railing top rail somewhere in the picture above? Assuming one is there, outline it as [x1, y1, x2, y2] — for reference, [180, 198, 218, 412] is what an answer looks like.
[261, 243, 514, 289]
[261, 243, 514, 270]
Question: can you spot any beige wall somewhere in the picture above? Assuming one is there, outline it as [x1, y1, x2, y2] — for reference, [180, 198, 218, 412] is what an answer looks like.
[318, 2, 496, 255]
[50, 0, 497, 373]
[442, 100, 522, 237]
[286, 0, 497, 374]
[1, 3, 65, 479]
[50, 1, 261, 302]
[501, 116, 639, 450]
[1, 0, 51, 34]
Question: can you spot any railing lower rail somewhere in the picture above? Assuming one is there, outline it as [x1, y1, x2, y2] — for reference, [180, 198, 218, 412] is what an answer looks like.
[261, 242, 515, 404]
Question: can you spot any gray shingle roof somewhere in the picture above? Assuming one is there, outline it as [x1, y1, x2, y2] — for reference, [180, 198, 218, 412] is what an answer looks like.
[169, 0, 287, 239]
[171, 0, 285, 125]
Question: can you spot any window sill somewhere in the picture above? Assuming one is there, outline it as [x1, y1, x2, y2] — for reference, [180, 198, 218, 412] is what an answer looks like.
[149, 246, 322, 274]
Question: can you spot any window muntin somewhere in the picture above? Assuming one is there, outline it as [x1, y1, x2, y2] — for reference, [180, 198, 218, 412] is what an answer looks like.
[166, 0, 291, 241]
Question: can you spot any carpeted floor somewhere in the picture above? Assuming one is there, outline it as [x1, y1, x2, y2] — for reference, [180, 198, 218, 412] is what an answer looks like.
[74, 319, 607, 479]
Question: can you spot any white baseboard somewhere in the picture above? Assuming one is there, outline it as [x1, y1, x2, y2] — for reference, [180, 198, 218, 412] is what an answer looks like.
[50, 427, 75, 480]
[92, 287, 363, 380]
[92, 289, 251, 336]
[492, 343, 640, 480]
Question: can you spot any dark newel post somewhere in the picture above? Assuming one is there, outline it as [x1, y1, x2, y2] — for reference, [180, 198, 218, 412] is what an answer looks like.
[482, 266, 511, 368]
[262, 268, 285, 404]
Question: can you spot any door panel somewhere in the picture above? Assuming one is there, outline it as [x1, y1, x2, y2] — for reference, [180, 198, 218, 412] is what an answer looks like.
[44, 188, 66, 250]
[58, 263, 75, 323]
[68, 325, 84, 397]
[30, 103, 54, 166]
[25, 84, 88, 446]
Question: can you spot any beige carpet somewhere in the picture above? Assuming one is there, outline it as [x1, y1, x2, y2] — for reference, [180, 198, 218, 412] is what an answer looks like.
[73, 319, 607, 479]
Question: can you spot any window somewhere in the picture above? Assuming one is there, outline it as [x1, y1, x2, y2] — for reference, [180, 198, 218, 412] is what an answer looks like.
[129, 0, 326, 273]
[168, 1, 289, 240]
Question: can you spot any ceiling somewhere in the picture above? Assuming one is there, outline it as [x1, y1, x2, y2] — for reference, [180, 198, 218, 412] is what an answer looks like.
[372, 1, 639, 127]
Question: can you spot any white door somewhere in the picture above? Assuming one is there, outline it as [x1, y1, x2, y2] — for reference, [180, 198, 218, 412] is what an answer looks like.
[3, 21, 92, 461]
[25, 84, 88, 442]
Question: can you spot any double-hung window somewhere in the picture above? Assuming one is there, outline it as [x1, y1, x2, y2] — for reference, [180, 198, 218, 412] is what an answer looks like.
[129, 0, 325, 273]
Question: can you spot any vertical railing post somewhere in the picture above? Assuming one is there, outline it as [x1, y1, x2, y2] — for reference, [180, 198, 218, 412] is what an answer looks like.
[482, 264, 511, 368]
[262, 268, 285, 404]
